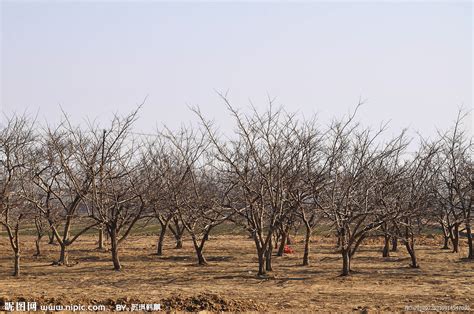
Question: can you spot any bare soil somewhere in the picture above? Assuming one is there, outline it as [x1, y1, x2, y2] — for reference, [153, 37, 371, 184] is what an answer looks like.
[0, 234, 472, 312]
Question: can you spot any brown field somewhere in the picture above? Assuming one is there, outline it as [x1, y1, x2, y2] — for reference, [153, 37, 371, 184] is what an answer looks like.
[0, 234, 472, 312]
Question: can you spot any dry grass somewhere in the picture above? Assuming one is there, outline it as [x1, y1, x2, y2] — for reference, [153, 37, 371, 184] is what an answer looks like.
[0, 234, 472, 312]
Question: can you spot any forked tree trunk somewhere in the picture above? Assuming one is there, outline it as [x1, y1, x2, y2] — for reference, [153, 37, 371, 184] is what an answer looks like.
[175, 237, 183, 249]
[196, 247, 206, 265]
[56, 220, 72, 265]
[169, 222, 185, 249]
[57, 243, 69, 266]
[303, 223, 311, 266]
[53, 222, 98, 265]
[191, 235, 208, 265]
[253, 233, 267, 277]
[442, 235, 450, 250]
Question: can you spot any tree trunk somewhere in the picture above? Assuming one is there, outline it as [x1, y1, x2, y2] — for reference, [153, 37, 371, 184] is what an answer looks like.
[441, 223, 450, 249]
[169, 220, 185, 249]
[196, 247, 207, 265]
[157, 225, 167, 256]
[391, 236, 398, 252]
[175, 236, 183, 249]
[276, 230, 287, 256]
[340, 225, 351, 276]
[341, 248, 351, 276]
[257, 249, 266, 277]
[191, 236, 207, 265]
[5, 225, 21, 276]
[56, 219, 72, 265]
[382, 235, 390, 257]
[8, 223, 21, 277]
[403, 218, 419, 268]
[48, 231, 56, 245]
[253, 232, 267, 277]
[110, 231, 121, 271]
[57, 243, 69, 265]
[450, 224, 459, 253]
[98, 226, 105, 250]
[466, 223, 473, 259]
[442, 235, 450, 249]
[405, 241, 418, 268]
[286, 233, 292, 245]
[303, 224, 311, 266]
[13, 251, 20, 277]
[35, 238, 42, 256]
[265, 237, 273, 271]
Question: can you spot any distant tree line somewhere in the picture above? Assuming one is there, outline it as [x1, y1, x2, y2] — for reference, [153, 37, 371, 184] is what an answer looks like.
[0, 98, 472, 277]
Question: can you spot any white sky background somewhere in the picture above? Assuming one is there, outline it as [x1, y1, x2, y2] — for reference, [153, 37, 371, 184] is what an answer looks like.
[0, 1, 472, 144]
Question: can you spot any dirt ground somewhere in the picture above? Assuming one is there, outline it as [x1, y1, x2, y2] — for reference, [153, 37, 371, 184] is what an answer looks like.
[0, 233, 472, 312]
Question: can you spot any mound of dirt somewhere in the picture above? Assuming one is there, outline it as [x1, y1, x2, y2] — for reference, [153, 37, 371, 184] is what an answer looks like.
[160, 293, 266, 312]
[1, 294, 265, 312]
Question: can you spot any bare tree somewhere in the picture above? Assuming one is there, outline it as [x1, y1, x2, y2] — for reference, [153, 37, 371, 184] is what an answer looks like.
[163, 126, 233, 265]
[169, 217, 186, 249]
[434, 111, 473, 259]
[318, 106, 408, 275]
[0, 114, 36, 276]
[196, 97, 310, 276]
[393, 139, 439, 268]
[85, 109, 147, 271]
[274, 212, 297, 257]
[33, 210, 47, 256]
[141, 135, 187, 256]
[297, 120, 329, 266]
[23, 121, 100, 266]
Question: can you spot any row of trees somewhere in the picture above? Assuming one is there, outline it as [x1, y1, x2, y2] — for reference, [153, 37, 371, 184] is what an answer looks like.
[1, 101, 472, 277]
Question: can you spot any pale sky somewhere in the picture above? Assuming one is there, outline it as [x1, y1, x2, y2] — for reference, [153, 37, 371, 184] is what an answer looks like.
[0, 1, 472, 140]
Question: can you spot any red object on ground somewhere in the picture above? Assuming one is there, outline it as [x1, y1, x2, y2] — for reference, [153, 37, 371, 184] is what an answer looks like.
[284, 245, 294, 254]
